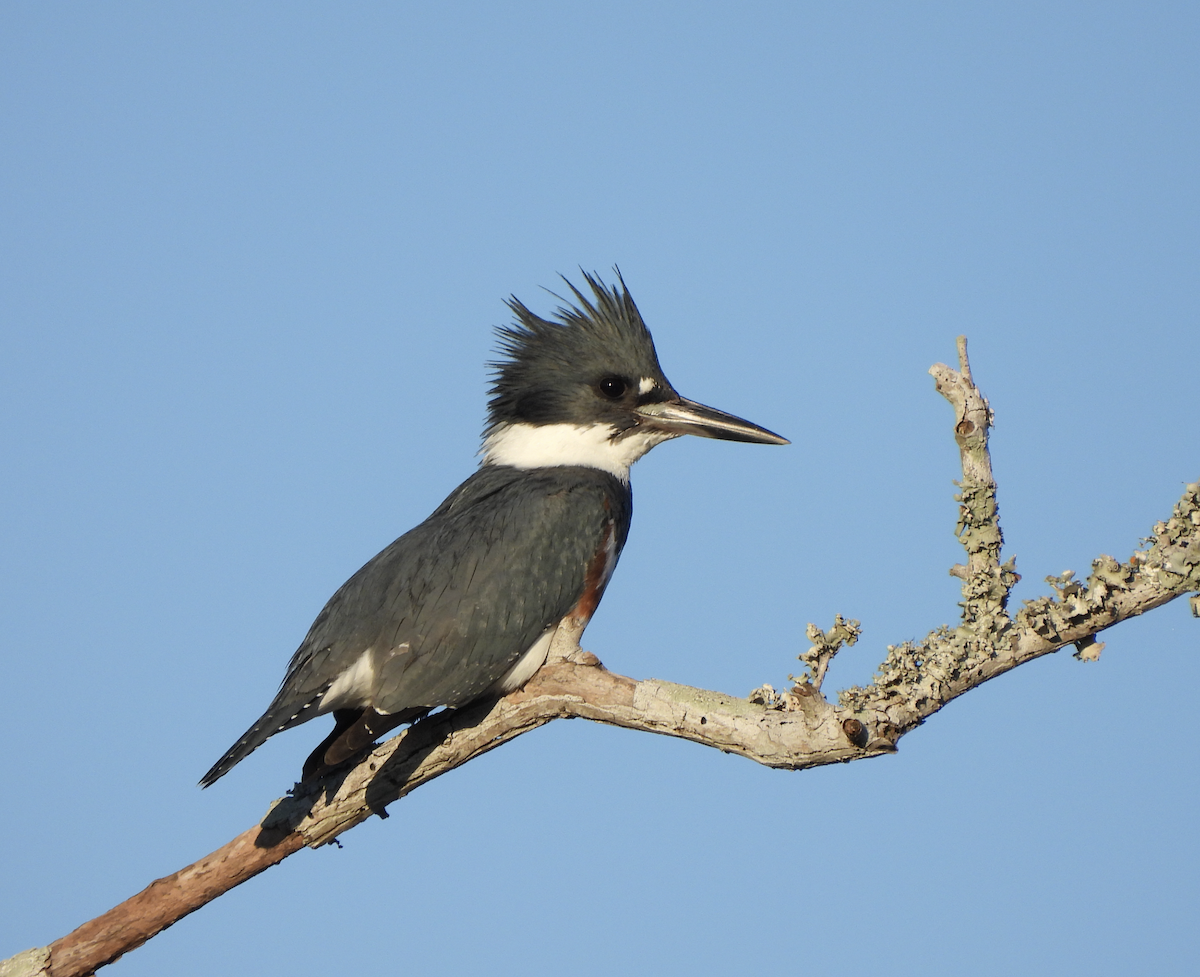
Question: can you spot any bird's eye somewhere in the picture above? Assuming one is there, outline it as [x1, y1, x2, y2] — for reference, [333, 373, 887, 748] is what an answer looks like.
[598, 377, 627, 399]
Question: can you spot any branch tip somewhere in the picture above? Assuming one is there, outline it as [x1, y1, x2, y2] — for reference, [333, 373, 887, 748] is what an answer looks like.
[956, 335, 971, 381]
[795, 615, 861, 691]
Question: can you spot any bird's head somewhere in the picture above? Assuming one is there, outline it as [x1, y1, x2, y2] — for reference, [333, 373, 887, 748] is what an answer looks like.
[482, 272, 788, 481]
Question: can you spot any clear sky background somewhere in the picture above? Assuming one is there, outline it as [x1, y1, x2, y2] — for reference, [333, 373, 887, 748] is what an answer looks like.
[2, 3, 1197, 975]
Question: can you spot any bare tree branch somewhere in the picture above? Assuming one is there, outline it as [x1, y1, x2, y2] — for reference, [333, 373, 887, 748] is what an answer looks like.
[7, 340, 1198, 977]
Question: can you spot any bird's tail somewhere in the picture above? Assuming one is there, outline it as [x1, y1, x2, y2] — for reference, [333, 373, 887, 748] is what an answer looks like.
[199, 692, 323, 787]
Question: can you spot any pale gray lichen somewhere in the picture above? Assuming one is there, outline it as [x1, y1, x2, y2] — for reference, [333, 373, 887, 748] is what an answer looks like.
[838, 482, 1200, 724]
[1017, 482, 1200, 645]
[747, 683, 808, 711]
[835, 347, 1196, 732]
[750, 614, 861, 709]
[793, 615, 861, 689]
[955, 479, 1003, 560]
[837, 624, 968, 716]
[747, 683, 782, 707]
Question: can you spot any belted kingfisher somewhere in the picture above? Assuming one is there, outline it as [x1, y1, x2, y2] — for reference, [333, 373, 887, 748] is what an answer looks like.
[200, 273, 787, 787]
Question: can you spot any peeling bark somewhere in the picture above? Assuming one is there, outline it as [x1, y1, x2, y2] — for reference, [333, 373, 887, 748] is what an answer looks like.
[8, 339, 1197, 977]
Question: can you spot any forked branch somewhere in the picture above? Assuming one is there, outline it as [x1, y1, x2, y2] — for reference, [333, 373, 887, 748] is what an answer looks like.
[7, 339, 1198, 977]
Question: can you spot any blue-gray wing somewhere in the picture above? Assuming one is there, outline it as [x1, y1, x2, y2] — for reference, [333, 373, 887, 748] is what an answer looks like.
[201, 465, 631, 784]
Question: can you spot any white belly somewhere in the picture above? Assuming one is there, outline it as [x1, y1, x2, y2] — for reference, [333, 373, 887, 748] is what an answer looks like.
[319, 647, 377, 712]
[490, 627, 556, 694]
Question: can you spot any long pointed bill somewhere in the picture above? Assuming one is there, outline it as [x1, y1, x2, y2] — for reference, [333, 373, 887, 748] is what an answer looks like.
[635, 397, 789, 445]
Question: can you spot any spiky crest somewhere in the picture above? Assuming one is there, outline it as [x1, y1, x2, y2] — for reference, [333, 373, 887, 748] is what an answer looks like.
[485, 271, 671, 435]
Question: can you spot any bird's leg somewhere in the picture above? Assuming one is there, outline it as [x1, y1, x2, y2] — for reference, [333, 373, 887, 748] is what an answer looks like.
[301, 710, 362, 781]
[545, 615, 602, 667]
[302, 707, 427, 781]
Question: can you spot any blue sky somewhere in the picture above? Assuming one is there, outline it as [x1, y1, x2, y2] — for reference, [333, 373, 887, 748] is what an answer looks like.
[2, 3, 1197, 974]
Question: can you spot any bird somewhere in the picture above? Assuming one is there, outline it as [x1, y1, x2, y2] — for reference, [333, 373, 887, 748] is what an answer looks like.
[200, 272, 787, 787]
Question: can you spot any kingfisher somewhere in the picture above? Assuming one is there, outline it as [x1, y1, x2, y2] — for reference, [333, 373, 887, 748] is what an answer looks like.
[200, 272, 787, 787]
